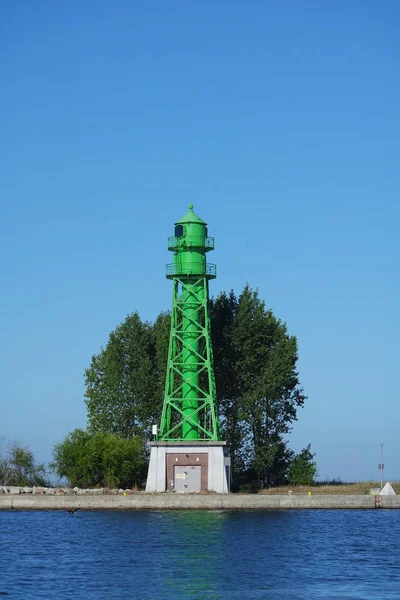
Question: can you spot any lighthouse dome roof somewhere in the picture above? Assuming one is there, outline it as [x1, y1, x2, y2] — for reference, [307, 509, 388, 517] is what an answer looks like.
[175, 204, 206, 225]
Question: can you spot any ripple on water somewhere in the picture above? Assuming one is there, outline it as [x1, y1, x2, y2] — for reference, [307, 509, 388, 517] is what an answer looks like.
[0, 509, 399, 599]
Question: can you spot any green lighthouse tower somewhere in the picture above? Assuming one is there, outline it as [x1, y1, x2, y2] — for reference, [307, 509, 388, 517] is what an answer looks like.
[146, 205, 230, 493]
[159, 203, 220, 442]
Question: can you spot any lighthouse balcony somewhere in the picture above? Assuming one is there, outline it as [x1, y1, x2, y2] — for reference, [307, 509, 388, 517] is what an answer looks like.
[167, 236, 215, 251]
[166, 263, 217, 279]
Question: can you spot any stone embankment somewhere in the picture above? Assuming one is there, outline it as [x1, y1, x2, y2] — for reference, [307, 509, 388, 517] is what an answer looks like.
[0, 487, 399, 510]
[0, 486, 133, 496]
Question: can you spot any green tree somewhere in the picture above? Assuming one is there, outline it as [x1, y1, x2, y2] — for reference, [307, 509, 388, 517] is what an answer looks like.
[0, 441, 49, 487]
[52, 429, 147, 488]
[153, 311, 171, 399]
[210, 286, 307, 488]
[210, 290, 247, 479]
[287, 444, 318, 486]
[84, 312, 169, 439]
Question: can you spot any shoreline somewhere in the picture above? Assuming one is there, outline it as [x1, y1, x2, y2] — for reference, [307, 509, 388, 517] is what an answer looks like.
[0, 493, 399, 511]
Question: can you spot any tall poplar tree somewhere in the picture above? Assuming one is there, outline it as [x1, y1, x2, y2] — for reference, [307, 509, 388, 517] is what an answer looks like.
[210, 286, 307, 487]
[84, 312, 169, 439]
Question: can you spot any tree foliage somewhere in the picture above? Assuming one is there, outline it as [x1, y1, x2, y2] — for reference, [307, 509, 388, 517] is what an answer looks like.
[80, 285, 311, 489]
[52, 430, 147, 488]
[287, 444, 318, 486]
[210, 286, 307, 488]
[0, 441, 49, 487]
[84, 312, 170, 439]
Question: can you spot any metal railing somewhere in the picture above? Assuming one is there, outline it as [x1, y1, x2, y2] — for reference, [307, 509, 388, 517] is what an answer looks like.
[167, 236, 215, 251]
[166, 263, 217, 278]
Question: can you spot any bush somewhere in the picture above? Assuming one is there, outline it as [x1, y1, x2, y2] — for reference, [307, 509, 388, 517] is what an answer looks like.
[52, 430, 147, 488]
[0, 442, 49, 487]
[287, 444, 318, 486]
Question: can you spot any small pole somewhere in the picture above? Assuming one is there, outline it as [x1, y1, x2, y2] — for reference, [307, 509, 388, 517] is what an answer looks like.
[380, 443, 384, 490]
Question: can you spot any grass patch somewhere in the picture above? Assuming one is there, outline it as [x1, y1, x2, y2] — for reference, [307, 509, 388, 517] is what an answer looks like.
[257, 481, 400, 495]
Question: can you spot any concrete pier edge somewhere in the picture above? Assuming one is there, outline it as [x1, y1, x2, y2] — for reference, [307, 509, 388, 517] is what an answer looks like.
[0, 494, 399, 511]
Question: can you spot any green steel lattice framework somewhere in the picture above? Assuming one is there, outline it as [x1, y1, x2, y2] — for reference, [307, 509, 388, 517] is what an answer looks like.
[158, 206, 221, 441]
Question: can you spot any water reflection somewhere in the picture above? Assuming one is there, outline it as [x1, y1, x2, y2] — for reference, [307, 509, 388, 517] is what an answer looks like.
[154, 511, 227, 599]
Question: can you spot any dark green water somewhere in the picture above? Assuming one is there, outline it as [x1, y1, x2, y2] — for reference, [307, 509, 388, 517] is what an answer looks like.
[0, 510, 398, 599]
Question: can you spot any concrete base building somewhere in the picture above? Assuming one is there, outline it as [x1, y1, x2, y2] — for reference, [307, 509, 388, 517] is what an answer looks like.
[146, 441, 230, 493]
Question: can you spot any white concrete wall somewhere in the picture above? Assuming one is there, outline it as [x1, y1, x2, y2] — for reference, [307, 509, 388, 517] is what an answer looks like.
[207, 446, 229, 493]
[146, 446, 167, 492]
[146, 444, 230, 493]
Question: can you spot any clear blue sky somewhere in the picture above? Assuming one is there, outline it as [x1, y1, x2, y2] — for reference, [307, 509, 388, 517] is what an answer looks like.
[1, 1, 398, 482]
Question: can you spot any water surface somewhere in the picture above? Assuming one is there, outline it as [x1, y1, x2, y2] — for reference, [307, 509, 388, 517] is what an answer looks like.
[0, 509, 398, 599]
